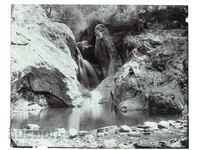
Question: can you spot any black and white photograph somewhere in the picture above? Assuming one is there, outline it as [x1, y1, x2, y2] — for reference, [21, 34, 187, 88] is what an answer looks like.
[9, 3, 189, 149]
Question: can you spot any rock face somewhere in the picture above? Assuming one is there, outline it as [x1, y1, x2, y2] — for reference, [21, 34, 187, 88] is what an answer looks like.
[117, 95, 148, 112]
[16, 67, 72, 107]
[94, 29, 187, 114]
[148, 80, 185, 114]
[11, 5, 83, 109]
[94, 24, 120, 80]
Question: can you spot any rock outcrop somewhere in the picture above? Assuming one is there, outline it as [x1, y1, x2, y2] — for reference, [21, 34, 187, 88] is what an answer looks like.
[148, 80, 185, 114]
[94, 29, 187, 114]
[11, 5, 84, 109]
[16, 67, 72, 107]
[94, 24, 120, 80]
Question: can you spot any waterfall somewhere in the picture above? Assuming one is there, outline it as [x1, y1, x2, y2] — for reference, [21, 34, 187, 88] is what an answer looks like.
[76, 47, 100, 89]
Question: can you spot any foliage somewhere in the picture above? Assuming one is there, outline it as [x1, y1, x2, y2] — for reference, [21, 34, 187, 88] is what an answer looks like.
[43, 5, 188, 40]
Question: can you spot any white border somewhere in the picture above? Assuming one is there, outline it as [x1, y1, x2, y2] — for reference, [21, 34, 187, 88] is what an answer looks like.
[9, 0, 189, 5]
[1, 0, 199, 150]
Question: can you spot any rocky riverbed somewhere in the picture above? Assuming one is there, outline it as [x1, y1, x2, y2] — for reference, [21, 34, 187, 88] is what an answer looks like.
[11, 119, 188, 148]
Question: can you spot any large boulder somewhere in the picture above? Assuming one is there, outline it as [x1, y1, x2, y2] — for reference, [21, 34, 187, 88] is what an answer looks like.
[11, 5, 83, 109]
[165, 51, 188, 103]
[114, 76, 144, 107]
[112, 57, 164, 108]
[119, 125, 131, 132]
[69, 128, 78, 138]
[148, 80, 185, 114]
[16, 67, 72, 107]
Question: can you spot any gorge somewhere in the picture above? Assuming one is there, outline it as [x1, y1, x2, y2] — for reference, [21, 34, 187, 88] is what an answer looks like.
[10, 4, 188, 148]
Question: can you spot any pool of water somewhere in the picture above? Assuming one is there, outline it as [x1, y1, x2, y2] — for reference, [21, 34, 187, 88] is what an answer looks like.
[11, 104, 181, 131]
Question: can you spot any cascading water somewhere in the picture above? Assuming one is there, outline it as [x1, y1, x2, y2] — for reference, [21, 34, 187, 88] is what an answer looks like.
[76, 47, 100, 89]
[65, 34, 100, 90]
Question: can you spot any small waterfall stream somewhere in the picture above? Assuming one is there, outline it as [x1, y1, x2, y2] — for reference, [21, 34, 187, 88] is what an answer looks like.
[76, 46, 100, 89]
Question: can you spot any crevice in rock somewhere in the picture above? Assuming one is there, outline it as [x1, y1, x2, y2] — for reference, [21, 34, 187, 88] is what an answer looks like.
[11, 41, 29, 46]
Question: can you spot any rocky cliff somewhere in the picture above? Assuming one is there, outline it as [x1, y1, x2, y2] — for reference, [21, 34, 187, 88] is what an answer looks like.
[11, 5, 84, 110]
[94, 29, 188, 115]
[11, 5, 188, 116]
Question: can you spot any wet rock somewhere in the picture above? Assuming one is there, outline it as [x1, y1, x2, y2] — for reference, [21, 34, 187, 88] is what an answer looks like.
[169, 120, 185, 129]
[78, 131, 89, 136]
[148, 80, 185, 114]
[69, 128, 78, 138]
[16, 67, 72, 107]
[119, 125, 131, 132]
[97, 132, 104, 137]
[137, 127, 151, 135]
[23, 124, 40, 131]
[118, 143, 130, 149]
[128, 131, 141, 137]
[97, 126, 118, 134]
[114, 77, 145, 109]
[158, 141, 167, 147]
[117, 95, 148, 112]
[144, 121, 159, 130]
[134, 141, 161, 148]
[103, 139, 117, 148]
[158, 121, 170, 129]
[176, 120, 184, 124]
[130, 127, 138, 132]
[169, 120, 176, 126]
[143, 129, 151, 135]
[137, 125, 150, 129]
[85, 134, 94, 140]
[56, 128, 67, 137]
[170, 141, 183, 148]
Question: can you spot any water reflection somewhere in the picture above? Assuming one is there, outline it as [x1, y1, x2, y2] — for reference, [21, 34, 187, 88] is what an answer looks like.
[11, 104, 181, 131]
